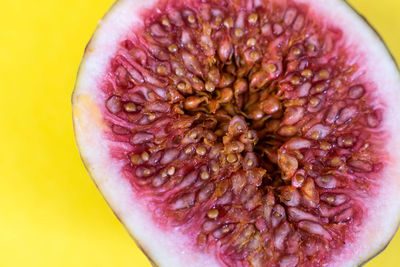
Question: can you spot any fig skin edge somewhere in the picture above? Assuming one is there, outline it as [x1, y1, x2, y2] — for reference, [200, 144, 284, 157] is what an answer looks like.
[72, 0, 400, 266]
[354, 11, 400, 267]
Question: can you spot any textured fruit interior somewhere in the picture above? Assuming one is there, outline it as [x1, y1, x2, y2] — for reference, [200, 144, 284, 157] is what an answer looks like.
[83, 0, 395, 266]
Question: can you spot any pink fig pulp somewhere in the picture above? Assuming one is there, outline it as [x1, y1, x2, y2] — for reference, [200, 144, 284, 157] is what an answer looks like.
[73, 0, 400, 266]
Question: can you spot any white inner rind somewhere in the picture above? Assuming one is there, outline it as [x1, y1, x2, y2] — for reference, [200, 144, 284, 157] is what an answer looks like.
[72, 0, 400, 266]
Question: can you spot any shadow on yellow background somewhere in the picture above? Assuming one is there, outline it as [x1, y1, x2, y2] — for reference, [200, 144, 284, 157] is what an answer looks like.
[0, 0, 399, 266]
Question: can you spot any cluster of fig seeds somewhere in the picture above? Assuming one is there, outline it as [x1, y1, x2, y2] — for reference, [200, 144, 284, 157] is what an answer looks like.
[103, 1, 384, 266]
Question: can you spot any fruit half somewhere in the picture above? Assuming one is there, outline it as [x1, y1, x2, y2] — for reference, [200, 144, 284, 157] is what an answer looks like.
[72, 0, 400, 266]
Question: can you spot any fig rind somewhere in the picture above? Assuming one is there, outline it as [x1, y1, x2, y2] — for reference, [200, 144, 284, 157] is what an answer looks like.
[72, 0, 400, 266]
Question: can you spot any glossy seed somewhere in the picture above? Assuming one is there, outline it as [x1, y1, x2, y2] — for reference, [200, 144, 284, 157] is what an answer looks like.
[185, 146, 193, 154]
[200, 171, 210, 180]
[344, 137, 353, 146]
[278, 152, 298, 178]
[167, 166, 176, 176]
[130, 155, 142, 165]
[196, 146, 207, 156]
[314, 84, 325, 93]
[124, 102, 137, 112]
[290, 75, 301, 85]
[260, 96, 281, 114]
[148, 113, 156, 121]
[318, 69, 330, 80]
[307, 44, 316, 53]
[301, 69, 313, 78]
[320, 141, 331, 150]
[273, 210, 282, 218]
[187, 14, 196, 23]
[205, 81, 216, 92]
[207, 209, 219, 219]
[292, 47, 301, 56]
[161, 169, 168, 178]
[234, 28, 244, 37]
[233, 78, 248, 95]
[175, 68, 184, 76]
[330, 157, 342, 167]
[211, 164, 219, 174]
[247, 38, 256, 47]
[282, 106, 304, 125]
[326, 196, 335, 203]
[184, 96, 207, 110]
[161, 17, 170, 27]
[311, 131, 319, 140]
[219, 73, 234, 87]
[227, 153, 238, 163]
[177, 82, 187, 91]
[218, 37, 232, 63]
[293, 173, 304, 187]
[265, 63, 277, 73]
[309, 97, 320, 107]
[278, 125, 298, 137]
[143, 169, 152, 176]
[219, 88, 233, 103]
[249, 51, 260, 61]
[156, 65, 167, 75]
[207, 67, 220, 83]
[141, 151, 149, 161]
[248, 13, 258, 24]
[189, 131, 198, 139]
[224, 17, 233, 28]
[246, 158, 254, 168]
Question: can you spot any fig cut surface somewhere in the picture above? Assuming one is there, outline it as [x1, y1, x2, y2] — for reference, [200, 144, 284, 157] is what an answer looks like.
[72, 0, 400, 266]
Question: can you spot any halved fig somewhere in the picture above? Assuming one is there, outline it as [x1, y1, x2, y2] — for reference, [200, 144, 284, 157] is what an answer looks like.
[72, 0, 400, 266]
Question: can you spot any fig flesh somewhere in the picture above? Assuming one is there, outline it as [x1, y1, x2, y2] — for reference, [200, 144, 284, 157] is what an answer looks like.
[72, 0, 400, 266]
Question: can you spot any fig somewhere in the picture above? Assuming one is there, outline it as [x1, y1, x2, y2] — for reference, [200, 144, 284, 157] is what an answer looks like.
[72, 0, 400, 266]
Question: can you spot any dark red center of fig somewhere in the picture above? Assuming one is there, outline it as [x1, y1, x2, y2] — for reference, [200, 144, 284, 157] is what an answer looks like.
[101, 0, 385, 266]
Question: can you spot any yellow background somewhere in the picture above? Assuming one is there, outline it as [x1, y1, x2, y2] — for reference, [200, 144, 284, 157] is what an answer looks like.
[0, 0, 399, 266]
